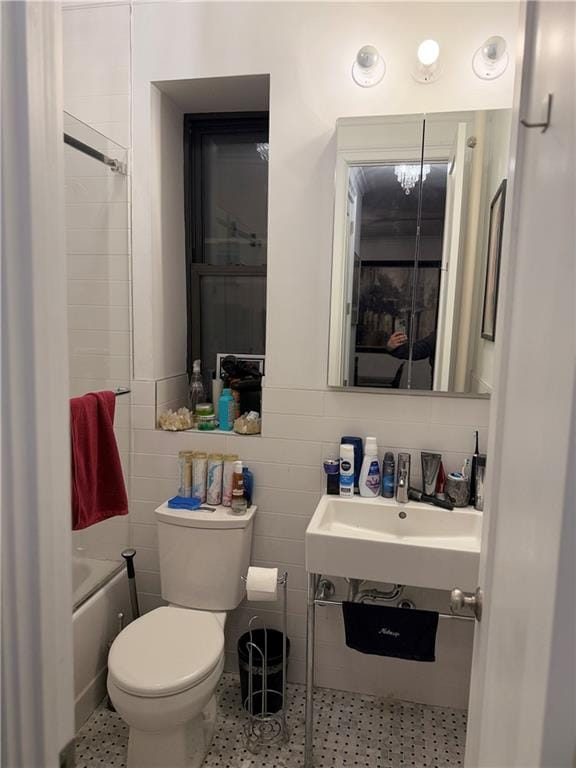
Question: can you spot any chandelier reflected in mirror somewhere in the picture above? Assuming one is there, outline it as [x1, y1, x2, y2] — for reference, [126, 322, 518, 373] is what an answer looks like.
[394, 163, 431, 195]
[256, 142, 269, 162]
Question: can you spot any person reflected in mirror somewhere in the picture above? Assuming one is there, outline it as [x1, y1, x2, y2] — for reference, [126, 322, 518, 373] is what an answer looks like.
[386, 330, 437, 367]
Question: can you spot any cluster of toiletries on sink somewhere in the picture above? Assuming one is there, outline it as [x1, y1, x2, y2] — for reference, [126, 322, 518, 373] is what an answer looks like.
[324, 431, 486, 511]
[168, 450, 254, 513]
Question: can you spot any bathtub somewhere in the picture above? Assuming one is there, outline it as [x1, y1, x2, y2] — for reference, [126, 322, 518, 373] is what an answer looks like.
[73, 557, 131, 728]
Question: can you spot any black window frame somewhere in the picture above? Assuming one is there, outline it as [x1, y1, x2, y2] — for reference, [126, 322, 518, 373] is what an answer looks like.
[183, 112, 269, 377]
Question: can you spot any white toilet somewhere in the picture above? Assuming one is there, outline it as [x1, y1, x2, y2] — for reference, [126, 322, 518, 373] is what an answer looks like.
[107, 502, 256, 768]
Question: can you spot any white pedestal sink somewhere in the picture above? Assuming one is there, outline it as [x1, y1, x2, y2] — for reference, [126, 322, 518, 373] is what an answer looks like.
[305, 495, 482, 591]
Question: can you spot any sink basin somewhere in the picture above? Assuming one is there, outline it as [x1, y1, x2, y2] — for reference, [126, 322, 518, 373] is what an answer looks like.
[305, 495, 482, 591]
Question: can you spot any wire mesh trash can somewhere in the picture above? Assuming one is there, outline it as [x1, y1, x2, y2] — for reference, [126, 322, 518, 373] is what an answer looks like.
[238, 628, 290, 714]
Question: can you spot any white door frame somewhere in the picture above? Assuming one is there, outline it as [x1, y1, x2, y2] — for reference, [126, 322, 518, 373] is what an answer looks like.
[329, 145, 447, 387]
[343, 183, 358, 386]
[1, 2, 75, 766]
[433, 122, 467, 391]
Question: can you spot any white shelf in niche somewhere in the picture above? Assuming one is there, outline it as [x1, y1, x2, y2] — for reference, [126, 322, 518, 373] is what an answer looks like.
[155, 427, 262, 437]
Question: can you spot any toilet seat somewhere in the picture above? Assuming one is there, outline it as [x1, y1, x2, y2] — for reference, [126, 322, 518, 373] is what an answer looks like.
[109, 606, 224, 698]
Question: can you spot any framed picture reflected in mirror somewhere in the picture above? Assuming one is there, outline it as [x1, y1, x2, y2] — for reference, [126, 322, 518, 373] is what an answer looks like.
[481, 179, 507, 342]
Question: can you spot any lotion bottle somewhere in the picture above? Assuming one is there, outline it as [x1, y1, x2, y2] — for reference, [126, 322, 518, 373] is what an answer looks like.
[218, 388, 235, 431]
[339, 444, 355, 497]
[359, 437, 381, 497]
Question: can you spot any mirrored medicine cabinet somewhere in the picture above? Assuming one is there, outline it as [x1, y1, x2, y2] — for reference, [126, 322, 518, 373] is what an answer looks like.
[328, 109, 512, 397]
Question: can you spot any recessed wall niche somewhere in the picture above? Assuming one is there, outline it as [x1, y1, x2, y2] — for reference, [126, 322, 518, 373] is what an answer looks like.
[147, 74, 270, 426]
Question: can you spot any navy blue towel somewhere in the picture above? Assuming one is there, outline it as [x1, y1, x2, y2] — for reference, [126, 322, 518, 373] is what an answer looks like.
[342, 602, 439, 662]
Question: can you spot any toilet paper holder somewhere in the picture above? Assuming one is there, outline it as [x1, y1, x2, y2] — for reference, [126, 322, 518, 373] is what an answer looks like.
[240, 571, 289, 752]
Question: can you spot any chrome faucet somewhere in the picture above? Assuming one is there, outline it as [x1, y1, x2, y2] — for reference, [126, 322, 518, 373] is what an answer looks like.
[396, 453, 411, 503]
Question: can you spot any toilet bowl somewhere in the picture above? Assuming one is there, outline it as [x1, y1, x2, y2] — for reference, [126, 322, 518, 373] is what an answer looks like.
[107, 606, 226, 768]
[107, 502, 256, 768]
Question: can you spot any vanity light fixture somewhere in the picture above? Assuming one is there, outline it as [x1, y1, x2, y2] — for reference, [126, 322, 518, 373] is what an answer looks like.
[472, 35, 509, 80]
[413, 39, 441, 84]
[352, 45, 386, 88]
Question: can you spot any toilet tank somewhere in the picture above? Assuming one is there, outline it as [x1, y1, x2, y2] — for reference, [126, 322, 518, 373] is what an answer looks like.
[154, 503, 256, 611]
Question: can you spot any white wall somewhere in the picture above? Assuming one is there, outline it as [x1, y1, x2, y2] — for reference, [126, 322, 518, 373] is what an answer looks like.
[132, 1, 518, 387]
[125, 0, 518, 707]
[149, 85, 187, 379]
[63, 4, 132, 559]
[63, 5, 130, 148]
[470, 109, 513, 393]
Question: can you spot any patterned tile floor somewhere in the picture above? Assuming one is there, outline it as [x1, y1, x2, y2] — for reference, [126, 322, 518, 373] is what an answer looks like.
[75, 674, 467, 768]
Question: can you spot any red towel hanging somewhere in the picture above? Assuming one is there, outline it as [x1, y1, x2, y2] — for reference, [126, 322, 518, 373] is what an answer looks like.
[70, 391, 129, 530]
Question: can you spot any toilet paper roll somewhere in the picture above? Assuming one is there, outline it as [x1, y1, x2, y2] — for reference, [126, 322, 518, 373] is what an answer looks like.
[245, 566, 278, 602]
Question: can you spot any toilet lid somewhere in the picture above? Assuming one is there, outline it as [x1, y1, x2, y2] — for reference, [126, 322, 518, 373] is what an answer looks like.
[108, 606, 224, 697]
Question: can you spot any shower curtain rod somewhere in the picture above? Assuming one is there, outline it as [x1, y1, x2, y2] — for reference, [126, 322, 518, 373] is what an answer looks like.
[63, 132, 126, 174]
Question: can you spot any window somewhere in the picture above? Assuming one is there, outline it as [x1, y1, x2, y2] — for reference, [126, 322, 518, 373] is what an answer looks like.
[184, 112, 269, 380]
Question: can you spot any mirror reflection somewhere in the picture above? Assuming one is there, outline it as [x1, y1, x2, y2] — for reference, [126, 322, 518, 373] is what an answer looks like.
[328, 109, 512, 395]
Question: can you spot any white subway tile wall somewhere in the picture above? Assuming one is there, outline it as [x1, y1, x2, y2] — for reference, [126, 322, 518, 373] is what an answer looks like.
[155, 374, 189, 425]
[65, 4, 132, 561]
[131, 383, 489, 708]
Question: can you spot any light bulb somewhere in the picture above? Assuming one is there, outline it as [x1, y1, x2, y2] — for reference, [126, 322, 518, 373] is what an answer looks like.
[356, 45, 379, 71]
[413, 39, 441, 83]
[417, 39, 440, 67]
[473, 35, 509, 80]
[352, 44, 386, 88]
[482, 35, 507, 63]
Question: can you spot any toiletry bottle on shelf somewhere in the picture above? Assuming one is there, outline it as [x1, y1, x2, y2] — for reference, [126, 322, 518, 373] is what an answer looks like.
[242, 466, 254, 507]
[435, 462, 447, 497]
[212, 373, 223, 420]
[359, 437, 381, 497]
[339, 444, 355, 497]
[381, 452, 395, 498]
[341, 436, 363, 492]
[222, 454, 239, 507]
[218, 388, 235, 431]
[323, 459, 340, 495]
[231, 460, 248, 514]
[189, 359, 206, 416]
[207, 453, 223, 506]
[421, 452, 442, 496]
[192, 452, 208, 502]
[474, 455, 487, 511]
[178, 451, 194, 498]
